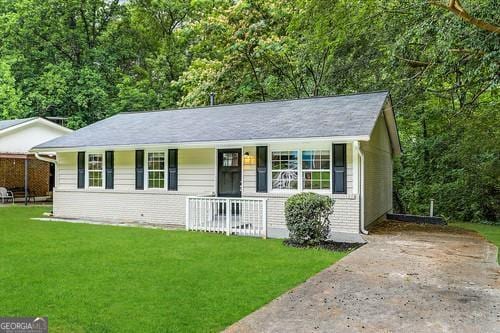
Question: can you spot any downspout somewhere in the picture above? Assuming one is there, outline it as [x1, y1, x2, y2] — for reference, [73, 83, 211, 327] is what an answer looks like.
[354, 142, 368, 234]
[35, 152, 57, 165]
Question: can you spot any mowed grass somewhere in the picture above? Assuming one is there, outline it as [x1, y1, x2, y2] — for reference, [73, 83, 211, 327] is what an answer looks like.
[0, 206, 346, 332]
[452, 222, 500, 263]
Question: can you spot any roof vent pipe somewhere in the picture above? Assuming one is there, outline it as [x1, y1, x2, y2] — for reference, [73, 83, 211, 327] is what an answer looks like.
[209, 92, 216, 106]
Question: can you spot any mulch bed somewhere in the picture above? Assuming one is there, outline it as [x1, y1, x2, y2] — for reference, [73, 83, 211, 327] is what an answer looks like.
[369, 220, 470, 235]
[284, 239, 364, 252]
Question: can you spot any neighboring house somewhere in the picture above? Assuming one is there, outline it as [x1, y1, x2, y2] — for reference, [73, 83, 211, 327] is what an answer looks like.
[0, 117, 72, 202]
[32, 92, 401, 241]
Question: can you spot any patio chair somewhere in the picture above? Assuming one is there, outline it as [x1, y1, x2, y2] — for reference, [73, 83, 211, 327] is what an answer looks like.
[0, 187, 14, 204]
[11, 187, 36, 204]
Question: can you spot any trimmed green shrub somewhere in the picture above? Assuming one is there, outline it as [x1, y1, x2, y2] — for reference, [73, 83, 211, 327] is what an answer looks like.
[285, 192, 334, 245]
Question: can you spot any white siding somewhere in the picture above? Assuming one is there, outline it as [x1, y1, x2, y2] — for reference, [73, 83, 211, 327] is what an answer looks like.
[0, 121, 69, 154]
[56, 148, 216, 194]
[362, 115, 393, 225]
[178, 148, 215, 194]
[56, 152, 77, 190]
[53, 148, 215, 228]
[242, 142, 359, 236]
[114, 151, 135, 190]
[345, 143, 354, 194]
[242, 146, 257, 193]
[53, 143, 362, 237]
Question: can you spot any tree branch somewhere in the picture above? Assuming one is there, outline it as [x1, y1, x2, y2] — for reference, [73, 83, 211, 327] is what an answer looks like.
[264, 54, 302, 98]
[79, 1, 92, 48]
[449, 48, 485, 56]
[243, 51, 266, 101]
[463, 78, 496, 108]
[395, 55, 432, 67]
[429, 0, 500, 34]
[33, 30, 75, 63]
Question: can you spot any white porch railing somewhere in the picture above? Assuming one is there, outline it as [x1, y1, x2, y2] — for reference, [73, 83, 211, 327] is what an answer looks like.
[185, 196, 267, 238]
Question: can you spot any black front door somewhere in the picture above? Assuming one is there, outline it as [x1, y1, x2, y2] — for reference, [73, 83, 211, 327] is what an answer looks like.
[218, 149, 242, 197]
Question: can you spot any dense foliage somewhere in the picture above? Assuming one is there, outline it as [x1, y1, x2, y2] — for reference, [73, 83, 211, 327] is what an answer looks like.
[0, 0, 498, 221]
[285, 193, 334, 245]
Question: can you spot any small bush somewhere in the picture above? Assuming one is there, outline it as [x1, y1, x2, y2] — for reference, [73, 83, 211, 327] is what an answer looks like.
[285, 192, 334, 246]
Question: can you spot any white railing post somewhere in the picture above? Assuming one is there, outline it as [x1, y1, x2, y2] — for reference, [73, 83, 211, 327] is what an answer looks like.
[185, 196, 267, 238]
[226, 199, 231, 236]
[262, 199, 267, 239]
[185, 197, 190, 231]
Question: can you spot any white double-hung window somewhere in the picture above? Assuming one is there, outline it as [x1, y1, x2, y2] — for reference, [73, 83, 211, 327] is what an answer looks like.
[271, 151, 299, 190]
[147, 152, 165, 189]
[88, 153, 104, 187]
[271, 149, 331, 191]
[302, 150, 331, 190]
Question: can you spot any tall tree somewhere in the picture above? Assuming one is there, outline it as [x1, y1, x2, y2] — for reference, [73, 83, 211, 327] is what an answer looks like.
[0, 0, 497, 221]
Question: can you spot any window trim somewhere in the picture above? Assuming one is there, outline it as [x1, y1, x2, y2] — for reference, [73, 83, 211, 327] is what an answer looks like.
[301, 149, 332, 191]
[144, 150, 167, 190]
[268, 147, 333, 194]
[86, 151, 105, 189]
[270, 150, 300, 192]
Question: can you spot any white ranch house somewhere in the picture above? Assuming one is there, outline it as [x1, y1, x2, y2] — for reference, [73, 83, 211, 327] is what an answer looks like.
[32, 92, 401, 242]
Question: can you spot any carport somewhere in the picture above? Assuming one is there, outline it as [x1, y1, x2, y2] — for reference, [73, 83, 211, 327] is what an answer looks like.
[0, 117, 70, 204]
[0, 153, 54, 204]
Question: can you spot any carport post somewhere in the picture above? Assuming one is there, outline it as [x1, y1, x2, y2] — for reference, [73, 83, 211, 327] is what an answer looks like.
[24, 158, 28, 206]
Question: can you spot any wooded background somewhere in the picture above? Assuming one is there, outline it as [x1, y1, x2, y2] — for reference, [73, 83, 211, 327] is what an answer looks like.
[0, 0, 498, 222]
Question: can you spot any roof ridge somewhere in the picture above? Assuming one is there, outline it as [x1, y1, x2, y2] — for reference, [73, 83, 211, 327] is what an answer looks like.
[119, 90, 389, 115]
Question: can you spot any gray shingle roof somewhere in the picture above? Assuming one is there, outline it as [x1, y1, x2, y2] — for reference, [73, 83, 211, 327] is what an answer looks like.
[34, 92, 390, 150]
[0, 117, 36, 131]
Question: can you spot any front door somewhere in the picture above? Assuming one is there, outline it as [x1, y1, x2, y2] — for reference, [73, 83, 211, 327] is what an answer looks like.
[218, 149, 242, 197]
[49, 163, 55, 192]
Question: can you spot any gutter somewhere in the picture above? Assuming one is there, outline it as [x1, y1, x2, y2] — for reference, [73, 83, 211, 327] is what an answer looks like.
[31, 135, 371, 153]
[354, 141, 368, 234]
[34, 152, 57, 165]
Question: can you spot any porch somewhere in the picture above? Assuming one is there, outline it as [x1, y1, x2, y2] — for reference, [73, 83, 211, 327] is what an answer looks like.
[0, 153, 54, 204]
[186, 196, 267, 238]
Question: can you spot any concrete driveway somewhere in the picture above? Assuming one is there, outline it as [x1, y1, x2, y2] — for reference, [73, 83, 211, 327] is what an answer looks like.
[225, 222, 499, 333]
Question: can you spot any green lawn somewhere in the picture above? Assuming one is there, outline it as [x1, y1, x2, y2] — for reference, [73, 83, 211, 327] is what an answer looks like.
[452, 222, 500, 263]
[0, 206, 346, 333]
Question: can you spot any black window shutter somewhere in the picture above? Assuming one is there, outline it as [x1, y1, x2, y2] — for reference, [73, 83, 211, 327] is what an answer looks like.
[105, 151, 114, 189]
[332, 144, 347, 194]
[256, 146, 268, 192]
[168, 149, 178, 191]
[135, 150, 144, 190]
[77, 151, 85, 189]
